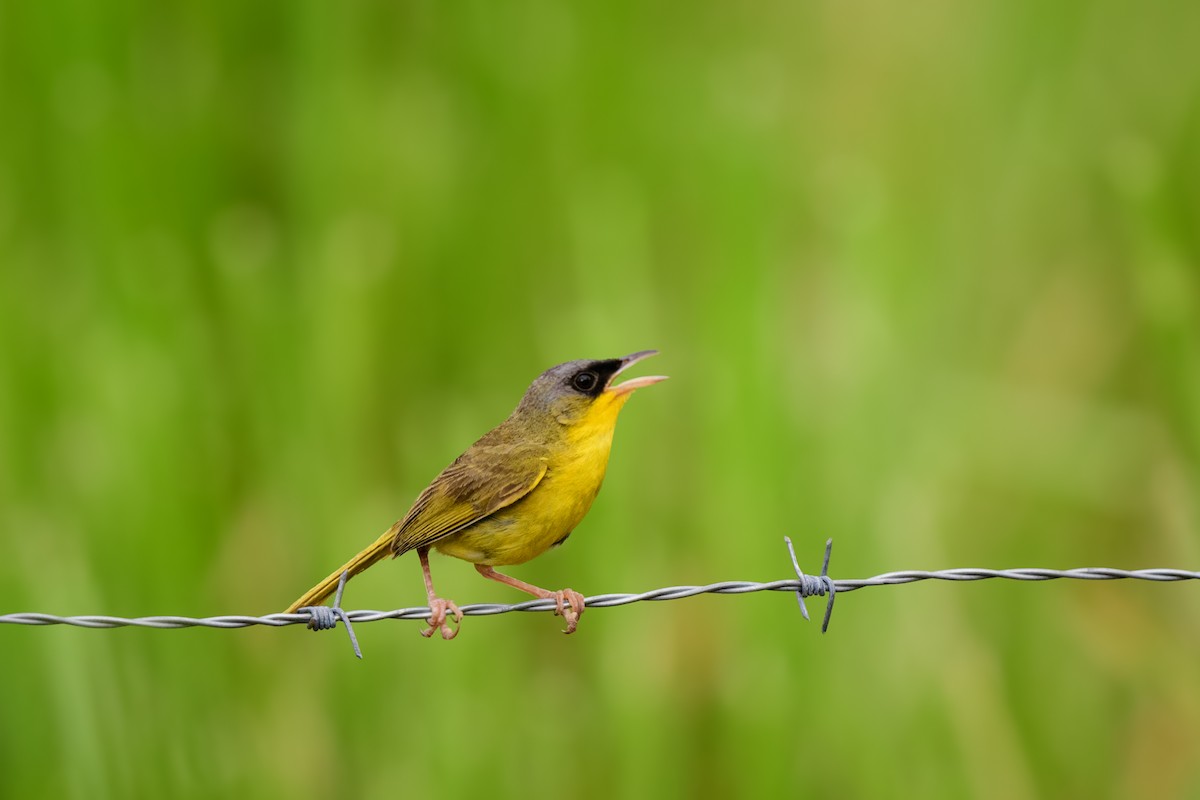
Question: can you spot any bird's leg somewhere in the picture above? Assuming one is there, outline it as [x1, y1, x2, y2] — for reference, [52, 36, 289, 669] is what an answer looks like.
[418, 547, 462, 640]
[474, 564, 586, 634]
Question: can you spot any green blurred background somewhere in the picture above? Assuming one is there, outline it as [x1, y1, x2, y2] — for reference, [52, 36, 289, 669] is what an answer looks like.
[2, 1, 1199, 798]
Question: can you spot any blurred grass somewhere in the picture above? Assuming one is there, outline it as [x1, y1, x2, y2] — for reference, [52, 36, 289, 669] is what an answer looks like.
[2, 0, 1199, 798]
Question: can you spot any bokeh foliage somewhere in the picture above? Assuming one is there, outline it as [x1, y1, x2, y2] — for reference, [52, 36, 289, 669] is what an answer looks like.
[2, 1, 1199, 798]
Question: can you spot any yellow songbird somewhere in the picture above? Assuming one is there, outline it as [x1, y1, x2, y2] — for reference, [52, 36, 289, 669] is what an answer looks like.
[285, 350, 666, 638]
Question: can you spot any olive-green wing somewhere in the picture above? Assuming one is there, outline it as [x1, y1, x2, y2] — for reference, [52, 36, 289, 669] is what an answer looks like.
[391, 442, 549, 555]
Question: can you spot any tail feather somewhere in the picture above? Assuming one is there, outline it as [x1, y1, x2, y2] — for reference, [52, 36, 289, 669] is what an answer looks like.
[284, 523, 400, 613]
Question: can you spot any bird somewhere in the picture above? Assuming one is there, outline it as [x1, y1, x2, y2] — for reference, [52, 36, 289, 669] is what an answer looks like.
[284, 350, 666, 638]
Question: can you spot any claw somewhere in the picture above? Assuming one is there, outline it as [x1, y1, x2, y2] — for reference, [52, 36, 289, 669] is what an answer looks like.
[420, 597, 462, 640]
[554, 588, 585, 634]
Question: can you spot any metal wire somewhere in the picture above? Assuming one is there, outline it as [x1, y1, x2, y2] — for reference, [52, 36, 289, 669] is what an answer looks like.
[3, 539, 1196, 646]
[296, 570, 361, 659]
[5, 567, 1194, 626]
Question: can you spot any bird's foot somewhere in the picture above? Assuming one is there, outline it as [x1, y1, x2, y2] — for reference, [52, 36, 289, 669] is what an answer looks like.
[551, 588, 586, 634]
[420, 597, 463, 640]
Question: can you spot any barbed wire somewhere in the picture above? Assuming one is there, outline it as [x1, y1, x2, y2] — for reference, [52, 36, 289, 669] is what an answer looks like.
[2, 539, 1197, 659]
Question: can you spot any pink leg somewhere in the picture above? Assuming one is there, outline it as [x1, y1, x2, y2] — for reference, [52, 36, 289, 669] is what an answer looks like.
[474, 564, 585, 634]
[419, 547, 462, 640]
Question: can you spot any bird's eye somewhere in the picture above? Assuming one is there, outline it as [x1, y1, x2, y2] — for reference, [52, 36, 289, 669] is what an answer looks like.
[572, 371, 599, 392]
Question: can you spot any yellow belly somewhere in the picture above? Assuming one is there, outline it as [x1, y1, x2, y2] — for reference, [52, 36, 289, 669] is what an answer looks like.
[434, 416, 619, 566]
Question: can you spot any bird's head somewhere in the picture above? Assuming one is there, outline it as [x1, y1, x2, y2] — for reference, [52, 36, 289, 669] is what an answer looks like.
[515, 350, 667, 429]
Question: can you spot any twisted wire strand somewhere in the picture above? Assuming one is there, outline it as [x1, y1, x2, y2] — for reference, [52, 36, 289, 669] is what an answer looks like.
[3, 567, 1196, 630]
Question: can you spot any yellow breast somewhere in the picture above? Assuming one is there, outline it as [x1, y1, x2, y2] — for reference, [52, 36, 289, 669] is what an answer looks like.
[434, 392, 629, 566]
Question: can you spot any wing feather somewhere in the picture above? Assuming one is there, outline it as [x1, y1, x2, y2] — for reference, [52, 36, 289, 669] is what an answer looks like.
[390, 441, 548, 555]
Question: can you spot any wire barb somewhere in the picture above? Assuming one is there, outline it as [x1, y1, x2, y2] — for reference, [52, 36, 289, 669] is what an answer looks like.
[298, 571, 362, 659]
[785, 537, 837, 632]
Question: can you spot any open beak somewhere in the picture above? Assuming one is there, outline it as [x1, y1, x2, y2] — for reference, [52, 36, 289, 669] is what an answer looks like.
[605, 349, 668, 396]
